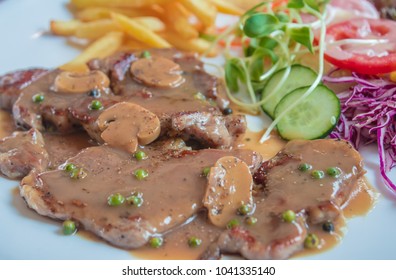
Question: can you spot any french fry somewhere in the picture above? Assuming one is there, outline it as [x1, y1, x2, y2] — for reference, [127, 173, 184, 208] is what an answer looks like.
[180, 0, 217, 27]
[74, 19, 119, 39]
[209, 0, 244, 16]
[162, 31, 217, 56]
[50, 20, 81, 36]
[73, 17, 164, 40]
[134, 17, 165, 32]
[162, 2, 199, 40]
[61, 31, 124, 72]
[71, 0, 171, 9]
[76, 7, 158, 22]
[111, 12, 170, 48]
[54, 0, 244, 63]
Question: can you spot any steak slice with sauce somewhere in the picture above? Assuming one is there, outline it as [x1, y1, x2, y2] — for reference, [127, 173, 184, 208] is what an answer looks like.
[0, 129, 48, 179]
[12, 49, 245, 148]
[0, 68, 48, 111]
[20, 143, 261, 249]
[202, 139, 365, 260]
[0, 128, 93, 179]
[88, 49, 231, 110]
[253, 139, 365, 225]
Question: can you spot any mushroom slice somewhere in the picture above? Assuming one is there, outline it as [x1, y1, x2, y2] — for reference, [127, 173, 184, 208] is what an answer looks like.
[54, 70, 110, 93]
[96, 102, 160, 153]
[130, 56, 185, 88]
[204, 156, 253, 228]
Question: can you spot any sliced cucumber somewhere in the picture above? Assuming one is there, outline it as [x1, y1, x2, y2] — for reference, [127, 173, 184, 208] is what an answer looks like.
[274, 85, 340, 140]
[261, 65, 317, 118]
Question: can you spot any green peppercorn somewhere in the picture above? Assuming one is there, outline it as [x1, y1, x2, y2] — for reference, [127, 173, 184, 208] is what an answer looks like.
[322, 221, 335, 233]
[107, 193, 125, 206]
[238, 204, 251, 216]
[202, 167, 211, 177]
[141, 50, 151, 58]
[311, 170, 325, 179]
[208, 99, 217, 106]
[70, 168, 87, 179]
[227, 219, 239, 229]
[64, 163, 76, 172]
[89, 100, 103, 110]
[32, 94, 44, 103]
[298, 163, 312, 172]
[126, 195, 143, 207]
[188, 236, 202, 248]
[245, 216, 257, 226]
[194, 92, 206, 101]
[134, 150, 148, 161]
[149, 237, 163, 248]
[326, 167, 341, 177]
[304, 233, 320, 249]
[62, 220, 76, 235]
[134, 169, 148, 180]
[282, 210, 296, 223]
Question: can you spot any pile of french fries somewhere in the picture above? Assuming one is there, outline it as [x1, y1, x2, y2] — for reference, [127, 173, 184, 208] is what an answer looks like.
[51, 0, 246, 72]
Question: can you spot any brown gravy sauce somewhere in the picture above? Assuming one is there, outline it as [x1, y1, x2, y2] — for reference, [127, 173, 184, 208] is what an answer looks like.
[0, 110, 16, 138]
[295, 177, 377, 258]
[244, 130, 377, 258]
[127, 129, 378, 260]
[2, 105, 377, 260]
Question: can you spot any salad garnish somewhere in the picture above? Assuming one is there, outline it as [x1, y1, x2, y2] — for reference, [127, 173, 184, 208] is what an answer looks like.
[214, 0, 333, 142]
[207, 0, 396, 192]
[325, 71, 396, 192]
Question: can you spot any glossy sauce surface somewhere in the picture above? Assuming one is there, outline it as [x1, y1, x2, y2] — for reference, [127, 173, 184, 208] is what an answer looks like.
[245, 130, 377, 258]
[2, 78, 375, 259]
[0, 110, 16, 138]
[130, 129, 377, 260]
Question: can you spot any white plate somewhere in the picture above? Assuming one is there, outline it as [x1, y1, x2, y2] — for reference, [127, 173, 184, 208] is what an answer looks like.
[0, 0, 395, 260]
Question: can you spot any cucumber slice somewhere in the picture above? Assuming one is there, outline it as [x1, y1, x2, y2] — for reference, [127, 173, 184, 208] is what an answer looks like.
[274, 85, 340, 140]
[261, 65, 317, 118]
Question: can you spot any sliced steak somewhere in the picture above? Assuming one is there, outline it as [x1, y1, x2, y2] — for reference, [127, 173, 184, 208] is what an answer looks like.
[12, 69, 100, 132]
[171, 111, 246, 148]
[0, 68, 48, 111]
[0, 129, 48, 179]
[202, 217, 308, 260]
[202, 139, 365, 259]
[0, 128, 93, 179]
[253, 138, 365, 224]
[86, 49, 244, 148]
[88, 49, 231, 110]
[13, 49, 245, 148]
[20, 144, 261, 249]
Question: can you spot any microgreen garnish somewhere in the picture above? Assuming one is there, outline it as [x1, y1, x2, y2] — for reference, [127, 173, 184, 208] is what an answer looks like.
[214, 0, 330, 141]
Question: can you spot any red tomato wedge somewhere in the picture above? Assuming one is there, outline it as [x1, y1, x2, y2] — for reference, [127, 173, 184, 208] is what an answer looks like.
[324, 18, 396, 75]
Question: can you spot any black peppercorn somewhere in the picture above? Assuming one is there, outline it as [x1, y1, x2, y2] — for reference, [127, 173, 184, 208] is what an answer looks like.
[88, 89, 101, 98]
[322, 221, 334, 233]
[223, 108, 233, 115]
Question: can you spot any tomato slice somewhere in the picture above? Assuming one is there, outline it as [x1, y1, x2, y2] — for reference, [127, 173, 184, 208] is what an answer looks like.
[324, 18, 396, 75]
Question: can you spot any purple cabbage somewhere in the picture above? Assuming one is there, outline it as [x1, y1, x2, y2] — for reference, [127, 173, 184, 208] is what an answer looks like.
[323, 71, 396, 192]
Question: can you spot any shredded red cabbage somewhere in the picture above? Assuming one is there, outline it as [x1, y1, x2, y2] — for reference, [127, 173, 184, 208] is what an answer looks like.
[323, 71, 396, 192]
